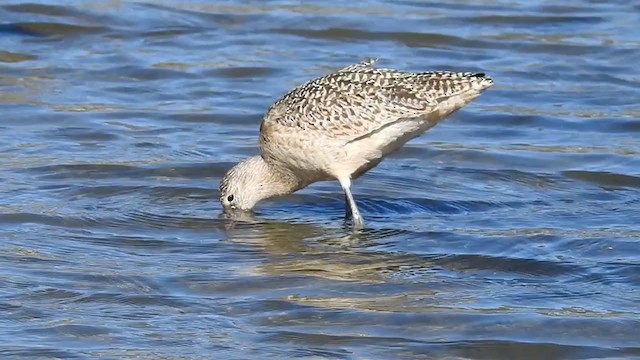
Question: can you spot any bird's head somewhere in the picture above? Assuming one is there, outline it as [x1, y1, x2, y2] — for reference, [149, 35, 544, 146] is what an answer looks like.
[219, 155, 298, 213]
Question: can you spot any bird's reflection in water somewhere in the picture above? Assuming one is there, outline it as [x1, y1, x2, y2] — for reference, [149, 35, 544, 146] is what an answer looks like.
[217, 212, 449, 316]
[219, 210, 360, 254]
[218, 211, 434, 286]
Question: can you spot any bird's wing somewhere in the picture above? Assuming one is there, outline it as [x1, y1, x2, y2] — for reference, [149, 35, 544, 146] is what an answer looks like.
[261, 59, 492, 141]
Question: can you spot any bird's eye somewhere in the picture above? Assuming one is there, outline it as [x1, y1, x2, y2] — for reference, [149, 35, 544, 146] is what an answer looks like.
[227, 195, 234, 202]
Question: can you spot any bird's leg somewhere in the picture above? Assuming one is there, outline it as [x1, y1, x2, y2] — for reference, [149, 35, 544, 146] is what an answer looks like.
[339, 177, 364, 230]
[344, 193, 352, 219]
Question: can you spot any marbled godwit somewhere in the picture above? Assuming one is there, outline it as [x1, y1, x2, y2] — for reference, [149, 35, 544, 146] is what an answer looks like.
[220, 59, 493, 229]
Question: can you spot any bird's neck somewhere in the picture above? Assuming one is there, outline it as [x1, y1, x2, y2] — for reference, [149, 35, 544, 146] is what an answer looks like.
[250, 156, 304, 199]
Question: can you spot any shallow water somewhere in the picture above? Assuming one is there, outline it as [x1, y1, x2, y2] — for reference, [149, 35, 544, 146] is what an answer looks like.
[1, 0, 639, 359]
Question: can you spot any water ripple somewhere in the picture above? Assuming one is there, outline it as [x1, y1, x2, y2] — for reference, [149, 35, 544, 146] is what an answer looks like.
[0, 22, 109, 37]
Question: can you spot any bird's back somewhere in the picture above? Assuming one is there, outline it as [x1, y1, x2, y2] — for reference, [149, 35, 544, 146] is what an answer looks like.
[261, 59, 493, 143]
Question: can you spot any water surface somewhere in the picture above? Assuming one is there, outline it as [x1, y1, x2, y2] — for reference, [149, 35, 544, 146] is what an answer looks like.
[1, 0, 639, 359]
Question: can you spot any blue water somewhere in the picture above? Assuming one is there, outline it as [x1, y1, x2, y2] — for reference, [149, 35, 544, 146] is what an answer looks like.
[1, 1, 639, 359]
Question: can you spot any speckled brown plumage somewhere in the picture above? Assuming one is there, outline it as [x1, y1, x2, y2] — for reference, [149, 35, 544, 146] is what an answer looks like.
[220, 58, 493, 229]
[261, 58, 492, 139]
